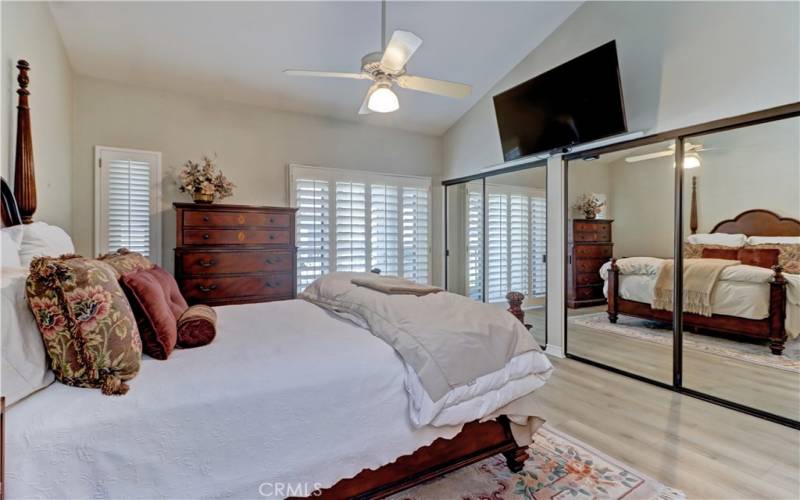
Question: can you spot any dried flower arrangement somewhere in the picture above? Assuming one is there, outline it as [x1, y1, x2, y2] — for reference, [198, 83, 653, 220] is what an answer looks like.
[177, 155, 235, 203]
[572, 193, 605, 220]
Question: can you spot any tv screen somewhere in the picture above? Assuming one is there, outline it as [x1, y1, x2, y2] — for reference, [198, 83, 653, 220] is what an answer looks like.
[493, 41, 627, 161]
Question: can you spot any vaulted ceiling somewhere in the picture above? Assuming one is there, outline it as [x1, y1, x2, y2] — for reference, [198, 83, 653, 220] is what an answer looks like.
[50, 1, 580, 135]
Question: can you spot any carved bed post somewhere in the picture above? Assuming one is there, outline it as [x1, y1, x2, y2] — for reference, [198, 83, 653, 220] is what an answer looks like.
[607, 258, 619, 323]
[14, 60, 36, 224]
[506, 291, 533, 331]
[768, 265, 787, 355]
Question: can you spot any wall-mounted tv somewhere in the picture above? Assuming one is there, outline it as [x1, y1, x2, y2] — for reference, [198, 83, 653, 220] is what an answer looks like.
[493, 40, 627, 161]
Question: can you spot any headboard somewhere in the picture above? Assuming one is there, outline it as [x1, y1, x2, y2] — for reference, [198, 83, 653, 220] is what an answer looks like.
[711, 209, 800, 237]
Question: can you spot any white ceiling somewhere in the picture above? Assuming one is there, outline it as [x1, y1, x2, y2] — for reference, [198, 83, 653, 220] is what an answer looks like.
[50, 1, 581, 135]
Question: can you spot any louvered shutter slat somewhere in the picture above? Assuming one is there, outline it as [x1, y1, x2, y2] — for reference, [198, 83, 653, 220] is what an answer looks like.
[106, 158, 152, 257]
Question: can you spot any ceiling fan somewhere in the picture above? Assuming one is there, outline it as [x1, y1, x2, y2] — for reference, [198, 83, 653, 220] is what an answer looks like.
[625, 142, 711, 168]
[283, 0, 472, 114]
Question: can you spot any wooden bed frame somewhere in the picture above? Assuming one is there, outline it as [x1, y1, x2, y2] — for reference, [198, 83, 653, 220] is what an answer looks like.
[607, 209, 799, 356]
[1, 60, 533, 500]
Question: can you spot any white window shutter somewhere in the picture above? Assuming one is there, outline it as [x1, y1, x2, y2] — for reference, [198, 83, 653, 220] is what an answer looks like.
[401, 187, 429, 284]
[466, 190, 484, 301]
[370, 184, 399, 276]
[486, 193, 508, 303]
[335, 182, 367, 272]
[295, 178, 331, 292]
[96, 147, 161, 264]
[531, 195, 547, 297]
[509, 195, 530, 295]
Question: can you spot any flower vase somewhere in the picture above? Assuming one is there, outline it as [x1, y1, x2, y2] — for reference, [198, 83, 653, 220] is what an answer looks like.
[583, 211, 597, 220]
[192, 192, 214, 204]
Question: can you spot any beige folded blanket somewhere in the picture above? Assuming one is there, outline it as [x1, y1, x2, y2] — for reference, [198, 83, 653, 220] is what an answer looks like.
[652, 258, 739, 316]
[351, 275, 443, 296]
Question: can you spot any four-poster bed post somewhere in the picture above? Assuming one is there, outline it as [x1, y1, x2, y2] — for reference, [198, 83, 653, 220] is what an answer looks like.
[13, 60, 36, 224]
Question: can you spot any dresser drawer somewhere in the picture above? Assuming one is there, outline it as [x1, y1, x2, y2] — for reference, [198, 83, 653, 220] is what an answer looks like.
[574, 244, 612, 258]
[574, 285, 604, 300]
[181, 273, 293, 302]
[183, 229, 290, 246]
[179, 251, 294, 276]
[574, 257, 607, 273]
[573, 229, 611, 242]
[576, 272, 603, 286]
[183, 210, 290, 228]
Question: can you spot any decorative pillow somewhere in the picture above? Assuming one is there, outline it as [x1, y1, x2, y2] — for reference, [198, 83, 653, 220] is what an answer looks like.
[745, 244, 800, 274]
[684, 243, 741, 259]
[98, 248, 154, 279]
[747, 236, 800, 245]
[2, 267, 54, 406]
[120, 266, 188, 360]
[1, 226, 23, 267]
[19, 222, 75, 267]
[26, 255, 141, 395]
[686, 233, 746, 247]
[701, 247, 739, 260]
[737, 248, 780, 269]
[177, 304, 217, 348]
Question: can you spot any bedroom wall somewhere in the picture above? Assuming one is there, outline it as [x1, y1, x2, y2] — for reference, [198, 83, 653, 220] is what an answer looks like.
[442, 0, 800, 179]
[1, 1, 74, 231]
[71, 76, 445, 281]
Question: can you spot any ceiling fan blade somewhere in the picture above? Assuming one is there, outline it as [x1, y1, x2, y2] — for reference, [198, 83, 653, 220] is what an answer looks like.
[284, 70, 369, 80]
[380, 30, 422, 73]
[396, 75, 471, 99]
[358, 85, 376, 115]
[625, 150, 673, 163]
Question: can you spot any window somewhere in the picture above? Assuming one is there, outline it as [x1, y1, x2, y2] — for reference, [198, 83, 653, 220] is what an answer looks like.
[467, 183, 546, 303]
[95, 147, 161, 263]
[289, 165, 431, 293]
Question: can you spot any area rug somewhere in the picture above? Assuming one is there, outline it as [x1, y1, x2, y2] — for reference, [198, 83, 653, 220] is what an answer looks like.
[389, 425, 685, 500]
[569, 312, 800, 373]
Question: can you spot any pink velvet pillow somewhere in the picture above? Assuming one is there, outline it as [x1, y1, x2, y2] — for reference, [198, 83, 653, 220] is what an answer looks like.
[177, 304, 217, 348]
[121, 266, 188, 360]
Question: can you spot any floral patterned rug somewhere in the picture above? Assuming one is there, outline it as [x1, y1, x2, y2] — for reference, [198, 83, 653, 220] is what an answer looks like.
[389, 425, 685, 500]
[570, 312, 800, 373]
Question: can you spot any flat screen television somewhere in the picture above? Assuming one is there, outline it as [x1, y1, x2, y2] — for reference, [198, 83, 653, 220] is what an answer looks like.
[493, 40, 627, 161]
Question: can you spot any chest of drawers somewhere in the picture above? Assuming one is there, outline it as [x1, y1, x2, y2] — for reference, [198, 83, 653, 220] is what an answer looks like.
[567, 219, 613, 308]
[174, 203, 297, 306]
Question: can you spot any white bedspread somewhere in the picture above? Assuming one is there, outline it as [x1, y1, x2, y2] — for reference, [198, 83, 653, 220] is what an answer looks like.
[600, 260, 800, 339]
[6, 300, 469, 499]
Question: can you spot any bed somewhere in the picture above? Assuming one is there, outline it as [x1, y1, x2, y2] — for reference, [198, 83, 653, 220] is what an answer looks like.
[604, 210, 800, 355]
[1, 60, 551, 499]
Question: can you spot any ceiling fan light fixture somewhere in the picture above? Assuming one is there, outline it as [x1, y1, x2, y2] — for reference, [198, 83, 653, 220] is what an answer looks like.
[368, 84, 399, 113]
[673, 154, 702, 169]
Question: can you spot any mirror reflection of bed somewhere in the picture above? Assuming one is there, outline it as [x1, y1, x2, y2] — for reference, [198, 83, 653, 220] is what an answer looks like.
[566, 116, 800, 421]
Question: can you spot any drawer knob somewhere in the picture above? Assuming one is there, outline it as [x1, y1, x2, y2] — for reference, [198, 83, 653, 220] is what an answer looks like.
[269, 234, 275, 240]
[269, 218, 275, 223]
[265, 257, 281, 265]
[203, 216, 209, 222]
[198, 259, 216, 268]
[197, 284, 218, 292]
[203, 233, 210, 240]
[266, 281, 281, 288]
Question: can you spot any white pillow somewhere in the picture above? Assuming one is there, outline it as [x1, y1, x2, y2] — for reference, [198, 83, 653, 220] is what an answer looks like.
[18, 221, 75, 267]
[747, 236, 800, 245]
[1, 267, 54, 406]
[1, 226, 23, 267]
[687, 233, 747, 247]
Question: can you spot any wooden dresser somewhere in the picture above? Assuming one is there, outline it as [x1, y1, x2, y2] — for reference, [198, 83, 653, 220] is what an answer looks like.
[567, 219, 613, 308]
[174, 203, 297, 306]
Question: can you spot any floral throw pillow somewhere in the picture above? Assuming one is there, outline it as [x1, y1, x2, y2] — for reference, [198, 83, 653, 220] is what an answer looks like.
[746, 244, 800, 274]
[98, 248, 154, 279]
[683, 243, 741, 259]
[26, 255, 142, 395]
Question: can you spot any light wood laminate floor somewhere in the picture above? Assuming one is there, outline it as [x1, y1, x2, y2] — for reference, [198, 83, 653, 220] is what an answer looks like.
[533, 356, 800, 499]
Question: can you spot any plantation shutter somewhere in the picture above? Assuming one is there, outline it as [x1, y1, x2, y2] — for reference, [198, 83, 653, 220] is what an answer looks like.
[335, 182, 367, 272]
[401, 187, 429, 283]
[531, 195, 547, 297]
[370, 184, 399, 276]
[295, 178, 331, 292]
[509, 195, 530, 295]
[486, 193, 508, 303]
[96, 147, 161, 263]
[466, 189, 484, 301]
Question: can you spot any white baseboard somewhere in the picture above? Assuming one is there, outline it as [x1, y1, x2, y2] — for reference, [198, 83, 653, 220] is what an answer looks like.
[545, 344, 565, 358]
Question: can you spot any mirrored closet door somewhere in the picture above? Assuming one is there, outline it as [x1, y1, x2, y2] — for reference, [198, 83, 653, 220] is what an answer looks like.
[444, 162, 548, 347]
[680, 115, 800, 422]
[565, 140, 677, 385]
